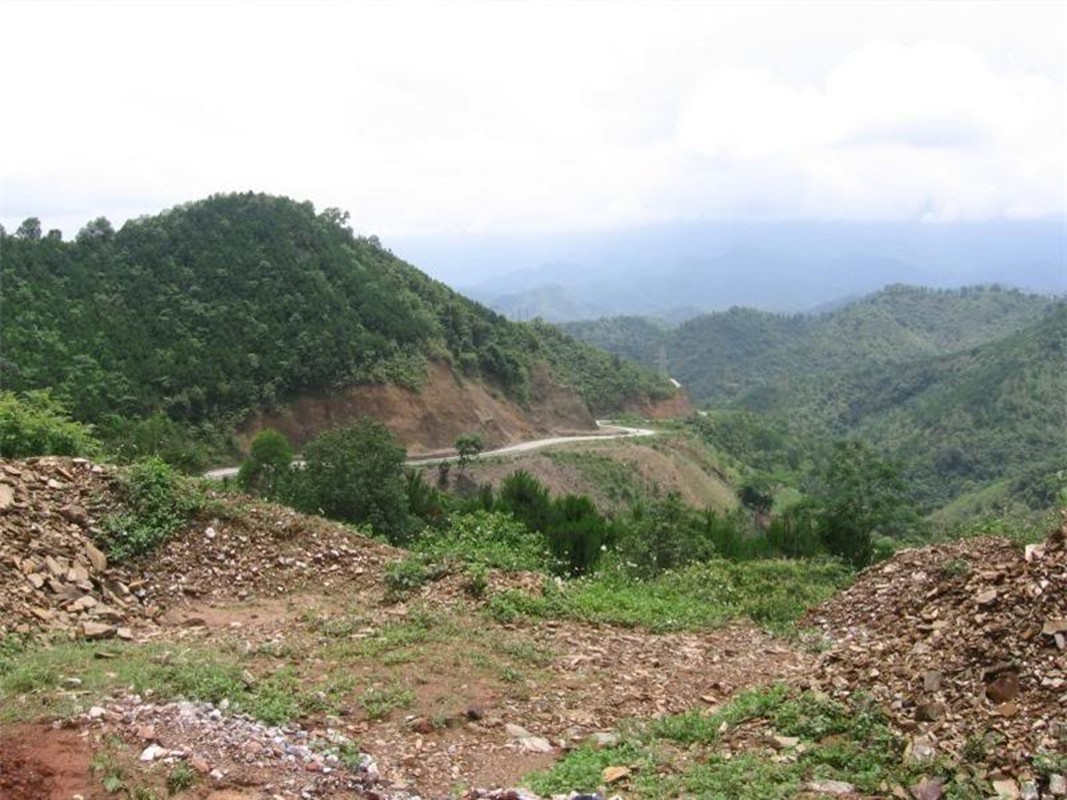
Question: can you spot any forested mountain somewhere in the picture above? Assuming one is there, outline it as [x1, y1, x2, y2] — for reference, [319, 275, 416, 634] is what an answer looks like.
[563, 285, 1055, 405]
[1, 193, 673, 428]
[736, 303, 1067, 512]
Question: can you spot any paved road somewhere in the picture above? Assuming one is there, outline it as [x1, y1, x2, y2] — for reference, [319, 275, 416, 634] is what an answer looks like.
[203, 421, 655, 480]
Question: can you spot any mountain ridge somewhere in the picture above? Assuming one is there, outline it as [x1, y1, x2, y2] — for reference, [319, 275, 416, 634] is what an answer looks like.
[0, 193, 675, 451]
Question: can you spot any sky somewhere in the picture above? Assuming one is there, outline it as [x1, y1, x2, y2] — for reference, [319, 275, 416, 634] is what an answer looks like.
[1, 1, 1064, 241]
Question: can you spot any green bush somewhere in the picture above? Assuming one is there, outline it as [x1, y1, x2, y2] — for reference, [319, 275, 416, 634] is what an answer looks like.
[292, 418, 409, 540]
[0, 390, 99, 458]
[98, 412, 214, 472]
[237, 428, 293, 496]
[497, 470, 552, 531]
[412, 510, 549, 572]
[545, 494, 609, 576]
[100, 458, 204, 561]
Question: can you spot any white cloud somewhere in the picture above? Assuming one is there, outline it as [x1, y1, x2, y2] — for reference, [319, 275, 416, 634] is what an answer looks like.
[0, 2, 1063, 236]
[671, 39, 1066, 222]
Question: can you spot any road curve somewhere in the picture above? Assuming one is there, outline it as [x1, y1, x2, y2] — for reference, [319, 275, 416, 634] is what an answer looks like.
[202, 421, 655, 480]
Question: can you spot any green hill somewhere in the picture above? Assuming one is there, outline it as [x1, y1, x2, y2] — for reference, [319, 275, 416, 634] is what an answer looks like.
[1, 193, 673, 427]
[737, 304, 1067, 511]
[563, 285, 1055, 406]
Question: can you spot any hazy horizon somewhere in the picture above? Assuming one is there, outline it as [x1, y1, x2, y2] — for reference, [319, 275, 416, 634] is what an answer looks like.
[2, 1, 1063, 286]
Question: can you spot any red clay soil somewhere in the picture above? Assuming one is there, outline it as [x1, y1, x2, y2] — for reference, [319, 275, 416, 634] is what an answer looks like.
[238, 360, 597, 453]
[0, 723, 106, 800]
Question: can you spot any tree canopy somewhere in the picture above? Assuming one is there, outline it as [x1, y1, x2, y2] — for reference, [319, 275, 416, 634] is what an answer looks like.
[1, 193, 673, 430]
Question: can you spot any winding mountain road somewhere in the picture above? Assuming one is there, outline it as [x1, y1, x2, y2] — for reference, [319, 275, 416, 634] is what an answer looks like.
[203, 421, 655, 480]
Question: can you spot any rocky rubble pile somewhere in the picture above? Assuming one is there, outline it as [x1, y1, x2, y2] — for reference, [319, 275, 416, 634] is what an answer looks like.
[0, 456, 414, 640]
[118, 502, 397, 608]
[0, 457, 150, 639]
[85, 694, 408, 799]
[805, 516, 1067, 796]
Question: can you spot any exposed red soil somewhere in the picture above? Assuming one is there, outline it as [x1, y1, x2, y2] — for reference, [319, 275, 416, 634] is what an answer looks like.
[239, 360, 596, 454]
[0, 724, 106, 800]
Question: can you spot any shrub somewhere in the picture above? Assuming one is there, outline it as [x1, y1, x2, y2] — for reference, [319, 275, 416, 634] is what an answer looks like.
[545, 494, 609, 576]
[237, 429, 293, 496]
[454, 432, 486, 468]
[497, 470, 552, 531]
[293, 418, 409, 540]
[101, 458, 204, 560]
[0, 390, 99, 458]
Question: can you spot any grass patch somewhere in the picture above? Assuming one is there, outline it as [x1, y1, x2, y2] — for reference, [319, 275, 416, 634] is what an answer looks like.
[0, 639, 345, 725]
[527, 686, 951, 798]
[547, 450, 646, 505]
[165, 761, 197, 795]
[358, 683, 416, 720]
[487, 558, 851, 633]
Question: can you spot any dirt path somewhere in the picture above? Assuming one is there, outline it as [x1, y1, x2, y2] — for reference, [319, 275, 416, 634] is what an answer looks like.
[203, 421, 656, 479]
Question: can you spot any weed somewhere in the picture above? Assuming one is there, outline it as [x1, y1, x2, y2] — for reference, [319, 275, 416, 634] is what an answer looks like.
[486, 559, 850, 633]
[497, 638, 552, 666]
[940, 557, 972, 579]
[91, 741, 126, 794]
[336, 740, 364, 770]
[100, 457, 204, 561]
[359, 683, 415, 720]
[961, 734, 987, 763]
[528, 685, 931, 798]
[0, 639, 339, 726]
[499, 666, 522, 684]
[383, 554, 448, 600]
[463, 563, 489, 598]
[165, 761, 196, 795]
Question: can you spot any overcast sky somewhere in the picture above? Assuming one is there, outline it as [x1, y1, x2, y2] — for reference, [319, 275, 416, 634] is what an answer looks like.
[1, 1, 1064, 239]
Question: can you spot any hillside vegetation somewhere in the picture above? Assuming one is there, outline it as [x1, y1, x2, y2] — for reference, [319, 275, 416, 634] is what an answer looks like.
[563, 284, 1054, 405]
[562, 287, 1063, 516]
[1, 193, 672, 433]
[737, 304, 1067, 513]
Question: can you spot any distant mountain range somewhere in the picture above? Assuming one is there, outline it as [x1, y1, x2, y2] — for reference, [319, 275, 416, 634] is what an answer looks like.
[561, 284, 1057, 405]
[389, 219, 1065, 322]
[562, 285, 1066, 514]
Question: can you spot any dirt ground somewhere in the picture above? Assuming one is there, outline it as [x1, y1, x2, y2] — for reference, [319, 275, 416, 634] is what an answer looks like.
[0, 723, 106, 800]
[0, 585, 812, 800]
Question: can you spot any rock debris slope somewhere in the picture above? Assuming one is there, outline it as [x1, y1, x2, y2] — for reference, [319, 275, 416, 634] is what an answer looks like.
[0, 457, 147, 639]
[0, 455, 402, 640]
[805, 517, 1066, 789]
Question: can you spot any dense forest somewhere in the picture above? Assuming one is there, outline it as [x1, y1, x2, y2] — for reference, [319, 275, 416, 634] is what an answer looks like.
[1, 193, 673, 432]
[734, 304, 1067, 514]
[562, 285, 1055, 405]
[563, 287, 1065, 516]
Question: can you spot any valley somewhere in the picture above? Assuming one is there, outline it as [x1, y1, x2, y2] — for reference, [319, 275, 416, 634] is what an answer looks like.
[1, 193, 1064, 800]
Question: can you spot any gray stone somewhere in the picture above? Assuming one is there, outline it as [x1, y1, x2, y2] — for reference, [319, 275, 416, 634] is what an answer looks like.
[505, 723, 532, 739]
[910, 777, 944, 800]
[519, 735, 554, 753]
[805, 779, 855, 795]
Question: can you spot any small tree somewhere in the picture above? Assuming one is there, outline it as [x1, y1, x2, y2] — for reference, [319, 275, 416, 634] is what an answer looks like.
[15, 217, 42, 241]
[296, 418, 409, 540]
[809, 440, 920, 567]
[238, 429, 293, 497]
[455, 432, 486, 469]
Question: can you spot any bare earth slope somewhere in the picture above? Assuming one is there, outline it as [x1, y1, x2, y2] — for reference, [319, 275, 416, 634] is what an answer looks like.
[239, 361, 597, 455]
[0, 457, 801, 800]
